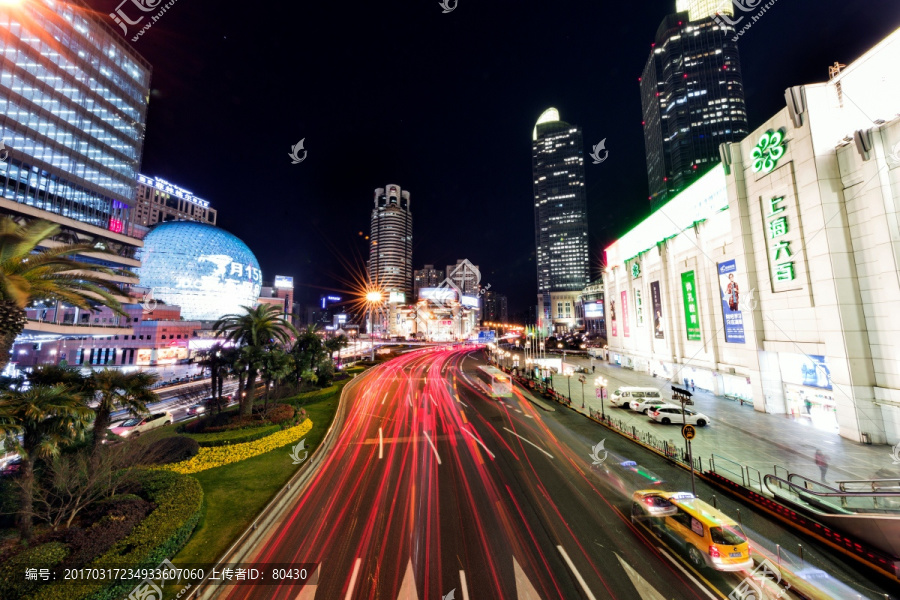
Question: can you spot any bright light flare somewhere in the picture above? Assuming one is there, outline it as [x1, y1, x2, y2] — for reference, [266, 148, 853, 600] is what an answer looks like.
[366, 290, 384, 303]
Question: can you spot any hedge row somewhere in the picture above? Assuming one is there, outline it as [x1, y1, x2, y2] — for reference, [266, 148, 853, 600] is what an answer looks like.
[25, 470, 203, 600]
[187, 423, 280, 447]
[286, 382, 343, 404]
[0, 542, 69, 599]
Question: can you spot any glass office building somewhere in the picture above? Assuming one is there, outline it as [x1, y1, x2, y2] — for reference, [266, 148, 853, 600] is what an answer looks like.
[0, 0, 151, 234]
[532, 108, 590, 332]
[641, 2, 748, 211]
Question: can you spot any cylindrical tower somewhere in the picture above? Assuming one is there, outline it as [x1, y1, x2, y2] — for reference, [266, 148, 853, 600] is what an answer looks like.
[368, 184, 413, 300]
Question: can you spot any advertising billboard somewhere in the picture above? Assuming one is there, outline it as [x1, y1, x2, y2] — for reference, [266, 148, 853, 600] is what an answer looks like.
[717, 260, 746, 344]
[584, 301, 603, 318]
[651, 281, 664, 339]
[419, 287, 457, 302]
[681, 271, 701, 341]
[621, 290, 630, 338]
[460, 295, 479, 308]
[274, 275, 294, 289]
[780, 353, 832, 390]
[610, 298, 617, 337]
[389, 291, 406, 304]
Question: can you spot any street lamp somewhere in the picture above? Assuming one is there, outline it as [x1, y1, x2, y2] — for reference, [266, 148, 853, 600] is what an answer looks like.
[365, 290, 384, 360]
[595, 376, 608, 421]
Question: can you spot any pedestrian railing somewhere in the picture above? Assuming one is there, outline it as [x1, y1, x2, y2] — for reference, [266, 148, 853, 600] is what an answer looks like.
[839, 479, 900, 493]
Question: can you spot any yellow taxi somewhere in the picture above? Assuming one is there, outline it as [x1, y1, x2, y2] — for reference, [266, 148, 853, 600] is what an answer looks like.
[632, 491, 753, 571]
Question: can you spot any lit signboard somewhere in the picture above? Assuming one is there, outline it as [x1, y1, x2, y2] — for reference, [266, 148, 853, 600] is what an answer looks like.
[274, 275, 294, 289]
[419, 287, 457, 302]
[389, 291, 406, 304]
[461, 295, 479, 308]
[584, 301, 603, 318]
[336, 314, 347, 323]
[137, 174, 210, 209]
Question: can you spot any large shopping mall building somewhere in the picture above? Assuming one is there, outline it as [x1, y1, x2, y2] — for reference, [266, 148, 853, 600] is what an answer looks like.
[604, 28, 900, 445]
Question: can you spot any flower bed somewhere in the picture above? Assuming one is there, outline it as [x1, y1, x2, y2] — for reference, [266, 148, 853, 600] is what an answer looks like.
[163, 419, 313, 475]
[187, 424, 281, 447]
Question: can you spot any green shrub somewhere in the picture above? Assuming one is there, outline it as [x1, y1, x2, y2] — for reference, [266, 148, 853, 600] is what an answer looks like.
[147, 436, 200, 464]
[27, 470, 203, 600]
[263, 403, 294, 424]
[187, 424, 280, 447]
[0, 541, 68, 600]
[56, 497, 153, 568]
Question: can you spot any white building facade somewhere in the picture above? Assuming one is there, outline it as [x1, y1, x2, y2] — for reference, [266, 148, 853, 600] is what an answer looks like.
[605, 27, 900, 445]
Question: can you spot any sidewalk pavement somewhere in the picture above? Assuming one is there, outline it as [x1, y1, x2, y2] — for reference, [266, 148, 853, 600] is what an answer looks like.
[504, 350, 900, 486]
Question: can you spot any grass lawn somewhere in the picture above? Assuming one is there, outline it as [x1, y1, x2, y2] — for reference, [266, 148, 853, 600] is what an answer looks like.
[170, 379, 349, 568]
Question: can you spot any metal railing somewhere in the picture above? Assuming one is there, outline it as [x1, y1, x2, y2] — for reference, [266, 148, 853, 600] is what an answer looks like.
[764, 473, 900, 514]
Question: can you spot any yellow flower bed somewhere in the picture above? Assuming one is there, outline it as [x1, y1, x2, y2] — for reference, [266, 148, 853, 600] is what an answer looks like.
[163, 419, 313, 474]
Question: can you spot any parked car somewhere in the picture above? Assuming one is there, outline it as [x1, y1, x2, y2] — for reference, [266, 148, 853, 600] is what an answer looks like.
[629, 398, 670, 414]
[610, 387, 663, 408]
[0, 457, 23, 477]
[109, 411, 173, 438]
[649, 405, 710, 427]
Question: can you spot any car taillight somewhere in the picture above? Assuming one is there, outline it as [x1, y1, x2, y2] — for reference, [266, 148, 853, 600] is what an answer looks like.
[652, 410, 659, 416]
[709, 545, 720, 558]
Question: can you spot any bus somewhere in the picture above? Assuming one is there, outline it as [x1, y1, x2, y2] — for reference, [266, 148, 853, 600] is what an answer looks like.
[474, 366, 513, 398]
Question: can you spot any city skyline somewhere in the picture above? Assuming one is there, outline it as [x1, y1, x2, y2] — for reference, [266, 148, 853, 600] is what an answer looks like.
[77, 0, 900, 315]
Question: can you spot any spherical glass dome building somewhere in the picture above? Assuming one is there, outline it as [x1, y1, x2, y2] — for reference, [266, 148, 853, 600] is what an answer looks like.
[136, 222, 262, 321]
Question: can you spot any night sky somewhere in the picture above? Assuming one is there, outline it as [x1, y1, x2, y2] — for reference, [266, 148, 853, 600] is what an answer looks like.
[86, 0, 900, 316]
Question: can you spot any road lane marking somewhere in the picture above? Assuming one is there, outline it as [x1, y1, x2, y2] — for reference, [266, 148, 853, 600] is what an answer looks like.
[524, 414, 533, 419]
[556, 545, 598, 600]
[431, 396, 437, 406]
[378, 427, 383, 459]
[515, 408, 523, 413]
[502, 427, 553, 459]
[462, 427, 495, 459]
[615, 553, 666, 600]
[512, 556, 541, 600]
[345, 557, 362, 600]
[382, 392, 388, 405]
[655, 547, 719, 600]
[459, 569, 470, 600]
[407, 395, 412, 407]
[423, 431, 442, 465]
[294, 563, 320, 599]
[398, 559, 420, 599]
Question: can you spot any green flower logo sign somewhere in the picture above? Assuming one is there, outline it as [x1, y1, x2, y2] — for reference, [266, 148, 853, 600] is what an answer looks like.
[631, 262, 641, 278]
[751, 129, 785, 173]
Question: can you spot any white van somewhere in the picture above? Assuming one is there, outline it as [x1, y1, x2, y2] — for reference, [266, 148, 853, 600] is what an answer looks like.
[610, 387, 663, 408]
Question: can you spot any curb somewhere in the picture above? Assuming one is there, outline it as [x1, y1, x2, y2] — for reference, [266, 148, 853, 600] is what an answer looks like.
[185, 368, 375, 600]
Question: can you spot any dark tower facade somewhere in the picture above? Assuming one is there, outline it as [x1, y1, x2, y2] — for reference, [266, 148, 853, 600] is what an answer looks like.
[641, 6, 748, 210]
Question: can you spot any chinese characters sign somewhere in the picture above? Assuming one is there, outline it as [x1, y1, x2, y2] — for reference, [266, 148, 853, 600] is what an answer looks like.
[651, 281, 664, 339]
[681, 271, 701, 341]
[634, 288, 643, 327]
[717, 260, 746, 344]
[765, 196, 796, 285]
[621, 291, 630, 338]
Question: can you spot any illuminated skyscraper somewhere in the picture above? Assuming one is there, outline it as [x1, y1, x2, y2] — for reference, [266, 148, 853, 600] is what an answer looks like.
[641, 0, 748, 210]
[532, 108, 590, 333]
[369, 184, 413, 299]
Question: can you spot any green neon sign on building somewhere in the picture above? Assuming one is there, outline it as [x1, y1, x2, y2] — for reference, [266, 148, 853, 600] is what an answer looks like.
[751, 129, 786, 174]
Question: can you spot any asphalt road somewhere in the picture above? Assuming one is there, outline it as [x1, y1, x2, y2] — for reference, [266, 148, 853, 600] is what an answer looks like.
[217, 347, 891, 599]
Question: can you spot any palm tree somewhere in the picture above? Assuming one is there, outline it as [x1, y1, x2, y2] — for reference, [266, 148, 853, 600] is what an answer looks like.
[88, 369, 159, 457]
[259, 346, 294, 409]
[197, 342, 229, 413]
[324, 334, 350, 365]
[291, 324, 326, 385]
[213, 305, 297, 415]
[0, 385, 94, 540]
[0, 217, 130, 371]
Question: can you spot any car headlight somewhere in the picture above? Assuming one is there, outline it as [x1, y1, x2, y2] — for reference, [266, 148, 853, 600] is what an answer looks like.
[120, 430, 130, 437]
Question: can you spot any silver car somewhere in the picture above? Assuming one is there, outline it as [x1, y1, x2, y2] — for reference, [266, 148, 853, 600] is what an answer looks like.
[648, 404, 710, 427]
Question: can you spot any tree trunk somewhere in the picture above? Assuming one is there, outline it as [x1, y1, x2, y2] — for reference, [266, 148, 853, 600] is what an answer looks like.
[0, 302, 27, 372]
[217, 369, 224, 413]
[242, 369, 258, 416]
[91, 401, 111, 460]
[18, 455, 35, 540]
